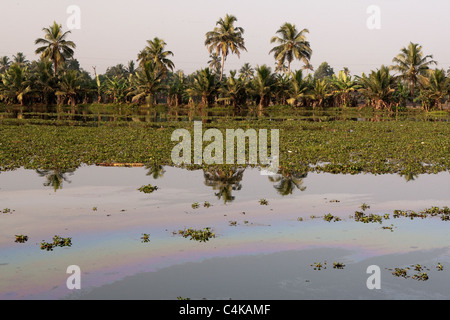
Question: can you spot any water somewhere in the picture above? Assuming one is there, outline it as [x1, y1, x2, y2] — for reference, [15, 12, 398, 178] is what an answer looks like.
[0, 165, 448, 299]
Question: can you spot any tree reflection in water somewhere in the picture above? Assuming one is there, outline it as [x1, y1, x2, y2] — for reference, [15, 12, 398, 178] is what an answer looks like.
[36, 168, 76, 192]
[203, 167, 245, 203]
[268, 168, 307, 196]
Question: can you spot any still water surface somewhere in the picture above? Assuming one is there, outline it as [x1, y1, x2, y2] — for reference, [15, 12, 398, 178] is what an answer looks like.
[0, 166, 449, 299]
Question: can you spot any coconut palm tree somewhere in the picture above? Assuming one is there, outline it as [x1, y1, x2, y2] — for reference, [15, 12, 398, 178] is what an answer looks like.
[0, 64, 31, 105]
[357, 65, 396, 110]
[35, 21, 76, 76]
[269, 23, 312, 75]
[205, 14, 247, 81]
[12, 52, 29, 67]
[0, 56, 11, 73]
[55, 69, 84, 108]
[239, 63, 254, 81]
[306, 78, 333, 109]
[30, 58, 56, 104]
[251, 65, 277, 110]
[287, 70, 309, 107]
[186, 68, 218, 107]
[417, 68, 449, 111]
[137, 37, 174, 77]
[218, 70, 247, 109]
[207, 53, 222, 75]
[391, 42, 436, 107]
[129, 61, 166, 106]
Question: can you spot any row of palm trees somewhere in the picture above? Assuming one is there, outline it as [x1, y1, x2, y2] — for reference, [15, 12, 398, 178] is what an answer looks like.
[0, 17, 448, 111]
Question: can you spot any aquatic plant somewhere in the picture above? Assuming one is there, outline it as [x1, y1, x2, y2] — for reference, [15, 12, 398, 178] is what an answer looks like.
[178, 227, 215, 242]
[392, 268, 409, 278]
[141, 233, 150, 243]
[191, 202, 200, 209]
[203, 201, 212, 208]
[412, 273, 429, 281]
[311, 261, 327, 270]
[138, 184, 158, 194]
[323, 213, 341, 222]
[259, 199, 269, 205]
[15, 235, 28, 243]
[40, 235, 72, 251]
[229, 220, 237, 226]
[333, 262, 345, 269]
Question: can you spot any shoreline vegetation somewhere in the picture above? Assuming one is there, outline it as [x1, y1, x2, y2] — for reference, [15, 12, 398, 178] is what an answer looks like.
[0, 17, 448, 112]
[0, 17, 448, 177]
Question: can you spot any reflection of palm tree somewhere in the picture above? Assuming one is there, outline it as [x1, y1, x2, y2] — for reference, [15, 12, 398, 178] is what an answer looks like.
[203, 167, 245, 203]
[399, 171, 418, 182]
[36, 168, 75, 192]
[268, 169, 307, 196]
[146, 164, 165, 179]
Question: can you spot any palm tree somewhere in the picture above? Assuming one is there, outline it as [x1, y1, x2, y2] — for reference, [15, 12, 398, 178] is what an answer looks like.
[269, 23, 312, 75]
[35, 21, 76, 76]
[0, 64, 31, 105]
[0, 56, 11, 73]
[207, 53, 222, 75]
[186, 68, 218, 107]
[391, 42, 436, 107]
[239, 63, 254, 81]
[287, 70, 308, 107]
[357, 65, 396, 110]
[306, 78, 333, 109]
[30, 58, 56, 104]
[12, 52, 29, 67]
[205, 14, 247, 81]
[331, 70, 361, 108]
[218, 70, 247, 109]
[55, 69, 84, 108]
[417, 68, 449, 111]
[137, 37, 174, 76]
[251, 65, 277, 111]
[129, 61, 166, 106]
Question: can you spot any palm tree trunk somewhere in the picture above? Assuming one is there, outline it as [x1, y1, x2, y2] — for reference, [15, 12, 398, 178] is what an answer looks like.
[220, 55, 225, 81]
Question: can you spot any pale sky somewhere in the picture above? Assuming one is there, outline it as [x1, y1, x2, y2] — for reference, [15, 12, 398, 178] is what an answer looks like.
[0, 0, 449, 76]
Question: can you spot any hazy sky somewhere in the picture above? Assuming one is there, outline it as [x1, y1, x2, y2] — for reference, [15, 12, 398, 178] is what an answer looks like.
[0, 0, 449, 76]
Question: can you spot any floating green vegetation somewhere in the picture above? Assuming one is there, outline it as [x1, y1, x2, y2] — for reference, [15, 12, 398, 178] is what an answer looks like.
[229, 220, 237, 226]
[203, 201, 212, 208]
[15, 235, 28, 243]
[191, 202, 200, 209]
[259, 199, 269, 206]
[138, 184, 158, 194]
[333, 262, 345, 269]
[297, 217, 303, 221]
[140, 233, 150, 243]
[40, 235, 72, 251]
[412, 273, 429, 281]
[393, 206, 450, 220]
[178, 227, 215, 242]
[381, 224, 395, 232]
[323, 213, 341, 222]
[177, 297, 191, 300]
[92, 207, 97, 211]
[0, 119, 448, 175]
[311, 261, 327, 270]
[437, 263, 444, 271]
[360, 203, 370, 211]
[353, 211, 383, 224]
[2, 208, 13, 214]
[391, 268, 409, 279]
